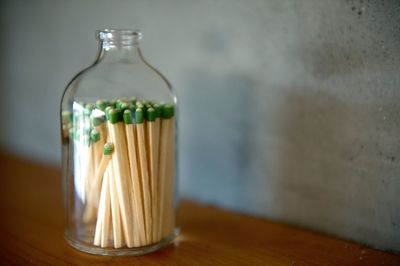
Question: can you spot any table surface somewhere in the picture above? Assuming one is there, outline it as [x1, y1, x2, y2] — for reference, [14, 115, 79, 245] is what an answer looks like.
[0, 153, 398, 266]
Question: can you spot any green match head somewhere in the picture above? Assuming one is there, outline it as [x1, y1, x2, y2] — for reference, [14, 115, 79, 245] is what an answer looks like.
[115, 102, 121, 110]
[153, 104, 162, 118]
[146, 107, 156, 122]
[161, 104, 174, 119]
[105, 106, 112, 120]
[103, 142, 114, 155]
[115, 100, 122, 110]
[119, 102, 129, 111]
[129, 103, 136, 112]
[108, 108, 122, 124]
[109, 100, 117, 108]
[84, 104, 94, 115]
[116, 99, 129, 109]
[130, 97, 137, 105]
[135, 108, 144, 124]
[91, 129, 100, 143]
[123, 109, 133, 124]
[136, 101, 143, 108]
[96, 100, 107, 111]
[91, 115, 104, 127]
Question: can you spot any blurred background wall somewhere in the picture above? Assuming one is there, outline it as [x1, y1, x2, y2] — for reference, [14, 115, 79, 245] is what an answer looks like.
[0, 0, 399, 252]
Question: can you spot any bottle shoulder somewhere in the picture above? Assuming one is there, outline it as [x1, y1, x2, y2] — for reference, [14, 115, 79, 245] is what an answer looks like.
[62, 61, 174, 106]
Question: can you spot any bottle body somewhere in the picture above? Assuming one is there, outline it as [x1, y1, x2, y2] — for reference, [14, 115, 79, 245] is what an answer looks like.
[61, 30, 178, 255]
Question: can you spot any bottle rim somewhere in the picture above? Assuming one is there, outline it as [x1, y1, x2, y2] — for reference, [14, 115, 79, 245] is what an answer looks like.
[96, 29, 142, 45]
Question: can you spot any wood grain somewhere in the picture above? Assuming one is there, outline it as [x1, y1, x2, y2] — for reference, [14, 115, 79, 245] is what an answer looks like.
[0, 152, 398, 265]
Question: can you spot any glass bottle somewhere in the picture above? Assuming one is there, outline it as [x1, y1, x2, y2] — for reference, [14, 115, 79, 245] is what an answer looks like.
[60, 29, 178, 256]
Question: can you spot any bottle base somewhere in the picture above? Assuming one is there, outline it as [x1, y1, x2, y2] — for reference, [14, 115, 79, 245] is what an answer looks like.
[65, 228, 179, 256]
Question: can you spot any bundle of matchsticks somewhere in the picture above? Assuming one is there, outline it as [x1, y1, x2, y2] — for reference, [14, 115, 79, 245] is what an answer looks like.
[62, 98, 175, 248]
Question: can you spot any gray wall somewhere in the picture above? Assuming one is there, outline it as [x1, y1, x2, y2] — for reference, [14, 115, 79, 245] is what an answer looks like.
[1, 0, 399, 252]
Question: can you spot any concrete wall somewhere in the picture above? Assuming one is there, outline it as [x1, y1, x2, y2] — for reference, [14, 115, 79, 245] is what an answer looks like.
[1, 0, 399, 252]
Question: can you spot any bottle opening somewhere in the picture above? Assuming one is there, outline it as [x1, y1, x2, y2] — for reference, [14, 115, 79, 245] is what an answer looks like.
[97, 29, 142, 46]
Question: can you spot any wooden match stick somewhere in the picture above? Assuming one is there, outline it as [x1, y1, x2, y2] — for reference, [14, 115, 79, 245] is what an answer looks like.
[152, 103, 162, 241]
[108, 108, 135, 248]
[81, 104, 94, 203]
[91, 116, 107, 181]
[146, 107, 159, 244]
[82, 129, 103, 223]
[163, 106, 175, 237]
[158, 104, 175, 240]
[93, 102, 108, 144]
[100, 170, 111, 248]
[108, 158, 123, 248]
[93, 143, 114, 246]
[123, 109, 146, 246]
[117, 104, 140, 246]
[135, 108, 153, 244]
[96, 171, 111, 247]
[83, 135, 95, 206]
[83, 138, 113, 220]
[90, 129, 100, 166]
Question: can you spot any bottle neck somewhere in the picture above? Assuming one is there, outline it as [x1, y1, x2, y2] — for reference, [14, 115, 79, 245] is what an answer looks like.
[97, 42, 143, 63]
[95, 29, 143, 63]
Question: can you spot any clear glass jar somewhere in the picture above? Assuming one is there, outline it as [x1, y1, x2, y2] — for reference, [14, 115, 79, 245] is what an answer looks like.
[60, 29, 178, 256]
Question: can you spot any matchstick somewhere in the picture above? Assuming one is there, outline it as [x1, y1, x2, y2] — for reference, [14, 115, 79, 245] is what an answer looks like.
[108, 108, 135, 248]
[93, 143, 114, 246]
[152, 103, 162, 241]
[104, 106, 113, 142]
[146, 107, 159, 244]
[83, 135, 95, 206]
[163, 106, 175, 237]
[92, 129, 102, 169]
[101, 169, 111, 247]
[108, 158, 123, 248]
[104, 107, 123, 248]
[158, 104, 175, 240]
[135, 108, 153, 244]
[95, 100, 108, 144]
[82, 129, 103, 223]
[123, 109, 146, 246]
[84, 139, 113, 219]
[91, 115, 107, 168]
[82, 104, 94, 203]
[93, 170, 111, 247]
[84, 103, 94, 120]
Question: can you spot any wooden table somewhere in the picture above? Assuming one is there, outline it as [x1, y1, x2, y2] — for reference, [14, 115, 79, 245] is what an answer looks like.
[0, 153, 398, 265]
